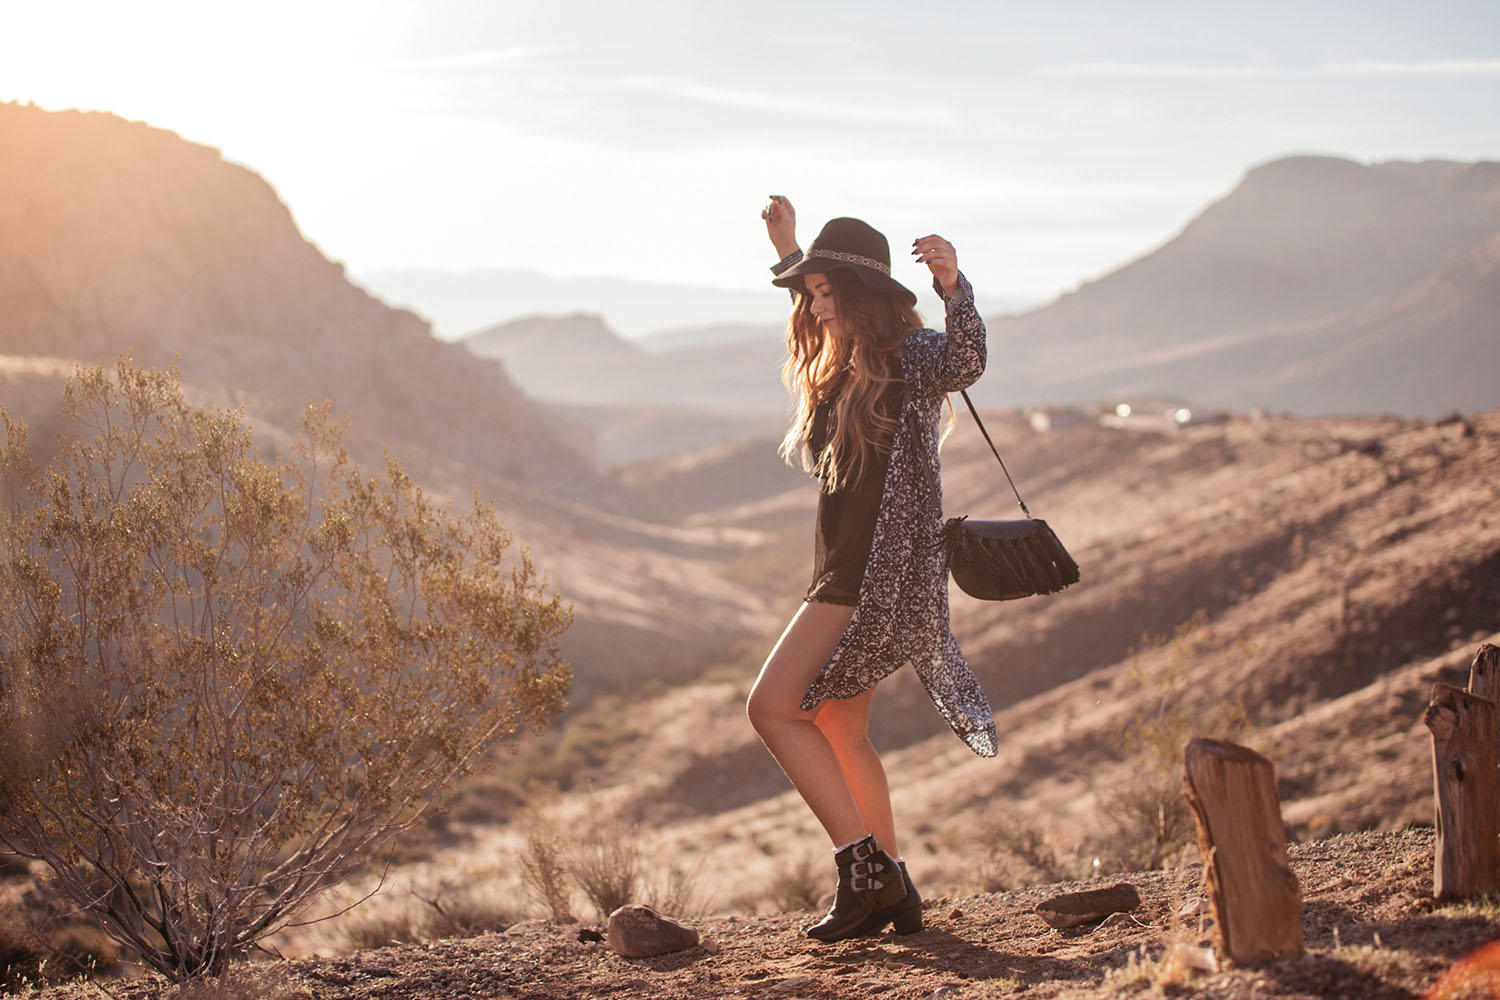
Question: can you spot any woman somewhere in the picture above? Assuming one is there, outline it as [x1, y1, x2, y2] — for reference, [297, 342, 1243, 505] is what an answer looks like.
[747, 196, 999, 944]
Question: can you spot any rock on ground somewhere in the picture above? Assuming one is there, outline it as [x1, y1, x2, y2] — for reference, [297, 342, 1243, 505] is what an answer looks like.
[606, 903, 700, 958]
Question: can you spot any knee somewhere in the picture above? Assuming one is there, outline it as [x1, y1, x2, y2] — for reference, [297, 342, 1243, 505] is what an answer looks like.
[745, 687, 784, 735]
[814, 708, 870, 752]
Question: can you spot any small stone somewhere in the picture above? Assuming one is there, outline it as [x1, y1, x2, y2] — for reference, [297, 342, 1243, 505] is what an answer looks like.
[930, 987, 960, 999]
[1178, 897, 1210, 919]
[770, 976, 816, 992]
[577, 927, 604, 943]
[948, 907, 964, 920]
[606, 904, 700, 958]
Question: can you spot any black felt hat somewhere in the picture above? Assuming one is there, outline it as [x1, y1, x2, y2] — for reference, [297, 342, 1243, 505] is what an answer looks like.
[772, 217, 917, 306]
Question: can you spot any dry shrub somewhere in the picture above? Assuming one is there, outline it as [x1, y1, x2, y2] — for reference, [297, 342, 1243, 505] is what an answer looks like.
[49, 923, 120, 978]
[0, 907, 120, 989]
[0, 909, 45, 989]
[569, 820, 643, 921]
[420, 885, 518, 938]
[1103, 611, 1256, 870]
[341, 907, 428, 952]
[648, 855, 712, 922]
[519, 804, 576, 922]
[0, 360, 572, 981]
[977, 815, 1079, 891]
[168, 964, 314, 1000]
[766, 854, 824, 912]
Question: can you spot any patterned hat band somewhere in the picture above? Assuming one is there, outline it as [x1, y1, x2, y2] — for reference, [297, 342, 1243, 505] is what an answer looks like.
[807, 248, 891, 276]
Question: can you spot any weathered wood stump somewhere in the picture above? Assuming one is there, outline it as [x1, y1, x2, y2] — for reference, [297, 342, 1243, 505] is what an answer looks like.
[1183, 737, 1303, 965]
[1424, 682, 1500, 900]
[1468, 643, 1500, 706]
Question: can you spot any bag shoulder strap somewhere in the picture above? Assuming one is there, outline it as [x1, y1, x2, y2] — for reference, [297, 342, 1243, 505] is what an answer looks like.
[959, 389, 1031, 518]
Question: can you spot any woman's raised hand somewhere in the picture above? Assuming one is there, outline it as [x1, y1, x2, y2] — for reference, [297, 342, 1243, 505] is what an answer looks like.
[761, 195, 799, 260]
[912, 234, 959, 296]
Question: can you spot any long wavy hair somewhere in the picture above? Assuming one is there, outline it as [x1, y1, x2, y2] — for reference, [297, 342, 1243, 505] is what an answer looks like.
[779, 268, 923, 492]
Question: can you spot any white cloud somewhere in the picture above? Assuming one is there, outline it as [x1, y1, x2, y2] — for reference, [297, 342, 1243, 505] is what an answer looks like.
[1034, 62, 1296, 80]
[1035, 58, 1500, 80]
[612, 75, 963, 130]
[1322, 58, 1500, 77]
[382, 45, 581, 72]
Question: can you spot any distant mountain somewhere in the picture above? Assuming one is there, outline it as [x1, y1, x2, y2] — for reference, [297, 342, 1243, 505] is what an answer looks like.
[635, 321, 784, 355]
[0, 102, 597, 495]
[0, 102, 784, 702]
[972, 155, 1500, 417]
[357, 267, 791, 341]
[465, 313, 792, 416]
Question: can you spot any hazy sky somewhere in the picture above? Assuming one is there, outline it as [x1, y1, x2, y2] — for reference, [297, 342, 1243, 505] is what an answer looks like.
[4, 0, 1498, 301]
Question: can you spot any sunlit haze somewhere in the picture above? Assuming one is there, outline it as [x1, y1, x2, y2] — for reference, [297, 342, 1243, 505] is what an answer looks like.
[4, 0, 1497, 302]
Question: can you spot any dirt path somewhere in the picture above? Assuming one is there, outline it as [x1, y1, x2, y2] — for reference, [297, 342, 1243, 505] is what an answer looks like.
[25, 827, 1500, 1000]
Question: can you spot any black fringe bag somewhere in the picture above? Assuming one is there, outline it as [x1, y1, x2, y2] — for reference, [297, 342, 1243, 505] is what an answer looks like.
[941, 391, 1080, 601]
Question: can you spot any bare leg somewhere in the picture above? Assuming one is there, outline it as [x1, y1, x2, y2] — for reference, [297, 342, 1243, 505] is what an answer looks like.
[746, 601, 866, 847]
[814, 689, 901, 859]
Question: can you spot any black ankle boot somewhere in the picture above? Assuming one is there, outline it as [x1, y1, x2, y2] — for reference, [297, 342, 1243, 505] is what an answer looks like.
[853, 861, 924, 936]
[804, 835, 907, 942]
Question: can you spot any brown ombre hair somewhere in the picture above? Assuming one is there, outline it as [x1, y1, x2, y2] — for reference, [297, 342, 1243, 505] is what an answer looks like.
[779, 268, 923, 492]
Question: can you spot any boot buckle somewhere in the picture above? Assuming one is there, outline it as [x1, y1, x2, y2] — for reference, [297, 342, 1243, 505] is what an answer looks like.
[849, 875, 883, 892]
[849, 860, 885, 878]
[851, 840, 876, 862]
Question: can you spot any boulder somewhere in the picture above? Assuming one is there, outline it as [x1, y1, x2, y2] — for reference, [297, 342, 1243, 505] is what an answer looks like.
[606, 904, 700, 958]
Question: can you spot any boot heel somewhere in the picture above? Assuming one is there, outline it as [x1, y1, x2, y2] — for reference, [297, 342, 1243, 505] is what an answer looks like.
[891, 904, 924, 934]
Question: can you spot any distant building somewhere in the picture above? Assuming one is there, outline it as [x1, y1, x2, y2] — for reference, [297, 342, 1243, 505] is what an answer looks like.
[1024, 405, 1093, 432]
[1097, 398, 1230, 433]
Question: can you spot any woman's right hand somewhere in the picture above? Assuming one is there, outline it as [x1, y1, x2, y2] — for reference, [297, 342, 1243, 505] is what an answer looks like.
[761, 194, 798, 260]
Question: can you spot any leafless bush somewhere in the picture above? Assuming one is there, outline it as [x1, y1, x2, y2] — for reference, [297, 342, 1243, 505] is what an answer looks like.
[419, 884, 518, 938]
[0, 909, 46, 989]
[648, 855, 713, 922]
[0, 906, 120, 989]
[519, 821, 576, 922]
[766, 854, 824, 912]
[48, 923, 121, 979]
[1103, 612, 1255, 870]
[0, 360, 572, 981]
[168, 965, 313, 1000]
[978, 815, 1079, 890]
[341, 908, 428, 952]
[569, 820, 644, 921]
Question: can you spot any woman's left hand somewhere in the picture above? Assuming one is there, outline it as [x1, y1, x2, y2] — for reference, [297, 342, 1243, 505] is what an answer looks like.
[912, 234, 959, 296]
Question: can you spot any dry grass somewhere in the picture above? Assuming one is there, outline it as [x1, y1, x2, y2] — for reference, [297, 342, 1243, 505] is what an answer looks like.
[568, 819, 643, 921]
[341, 908, 428, 952]
[519, 824, 576, 923]
[165, 965, 314, 1000]
[765, 854, 824, 913]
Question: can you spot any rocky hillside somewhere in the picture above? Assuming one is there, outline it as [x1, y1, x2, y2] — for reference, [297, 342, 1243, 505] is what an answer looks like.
[977, 155, 1500, 416]
[0, 102, 595, 496]
[465, 312, 790, 416]
[462, 156, 1500, 429]
[0, 103, 783, 700]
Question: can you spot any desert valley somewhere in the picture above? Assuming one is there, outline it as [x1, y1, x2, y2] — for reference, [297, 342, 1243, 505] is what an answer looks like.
[2, 102, 1500, 999]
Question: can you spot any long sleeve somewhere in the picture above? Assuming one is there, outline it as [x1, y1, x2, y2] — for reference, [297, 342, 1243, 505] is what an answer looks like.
[931, 272, 986, 392]
[902, 271, 986, 396]
[770, 249, 803, 301]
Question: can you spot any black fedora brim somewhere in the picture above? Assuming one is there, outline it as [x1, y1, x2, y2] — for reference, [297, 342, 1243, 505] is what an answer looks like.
[773, 257, 918, 307]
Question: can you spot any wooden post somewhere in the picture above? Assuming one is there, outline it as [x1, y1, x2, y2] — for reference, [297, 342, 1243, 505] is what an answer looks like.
[1424, 683, 1500, 900]
[1183, 738, 1303, 965]
[1468, 643, 1500, 705]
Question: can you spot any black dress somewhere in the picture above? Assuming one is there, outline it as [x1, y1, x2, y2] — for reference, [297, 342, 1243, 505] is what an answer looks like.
[805, 378, 905, 606]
